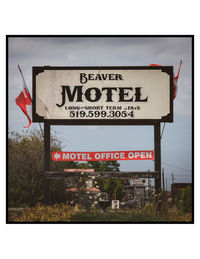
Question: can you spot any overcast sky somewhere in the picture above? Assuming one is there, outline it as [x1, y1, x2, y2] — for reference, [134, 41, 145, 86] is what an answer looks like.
[8, 36, 193, 189]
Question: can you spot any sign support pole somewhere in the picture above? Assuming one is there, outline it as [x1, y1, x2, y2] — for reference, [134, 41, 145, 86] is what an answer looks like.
[154, 122, 161, 192]
[44, 121, 51, 204]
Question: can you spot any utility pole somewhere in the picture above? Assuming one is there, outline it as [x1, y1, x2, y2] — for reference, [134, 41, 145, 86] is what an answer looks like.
[172, 173, 174, 184]
[165, 178, 167, 192]
[154, 122, 161, 192]
[162, 168, 165, 191]
[147, 178, 151, 198]
[171, 173, 174, 194]
[44, 121, 51, 204]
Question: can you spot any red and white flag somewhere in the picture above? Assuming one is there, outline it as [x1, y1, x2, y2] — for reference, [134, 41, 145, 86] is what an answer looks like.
[173, 60, 182, 99]
[150, 61, 182, 99]
[15, 65, 32, 128]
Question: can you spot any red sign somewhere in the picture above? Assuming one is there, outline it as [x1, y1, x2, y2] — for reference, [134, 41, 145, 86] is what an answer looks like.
[52, 151, 154, 161]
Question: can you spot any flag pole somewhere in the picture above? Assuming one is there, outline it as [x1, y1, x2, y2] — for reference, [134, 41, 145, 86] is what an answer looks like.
[16, 65, 33, 128]
[17, 65, 44, 133]
[18, 64, 32, 100]
[176, 60, 182, 79]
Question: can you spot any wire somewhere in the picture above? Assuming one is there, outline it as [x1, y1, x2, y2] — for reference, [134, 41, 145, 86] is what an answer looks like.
[174, 174, 192, 177]
[174, 180, 192, 182]
[174, 178, 191, 180]
[162, 162, 192, 172]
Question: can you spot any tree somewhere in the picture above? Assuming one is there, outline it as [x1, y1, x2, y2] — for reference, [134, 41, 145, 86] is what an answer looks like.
[97, 178, 124, 200]
[79, 161, 120, 172]
[78, 160, 122, 200]
[173, 186, 192, 213]
[8, 129, 78, 207]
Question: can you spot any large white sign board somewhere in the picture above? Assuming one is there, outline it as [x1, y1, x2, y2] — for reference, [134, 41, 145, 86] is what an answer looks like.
[33, 67, 173, 125]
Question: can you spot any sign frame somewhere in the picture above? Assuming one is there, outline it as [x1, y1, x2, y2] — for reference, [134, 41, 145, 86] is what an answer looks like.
[32, 66, 173, 125]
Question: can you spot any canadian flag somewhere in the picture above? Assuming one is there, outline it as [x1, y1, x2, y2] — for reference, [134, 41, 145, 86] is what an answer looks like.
[15, 65, 32, 128]
[150, 61, 182, 99]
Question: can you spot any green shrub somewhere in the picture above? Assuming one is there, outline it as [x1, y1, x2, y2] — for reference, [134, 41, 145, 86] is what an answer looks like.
[9, 203, 80, 222]
[173, 187, 192, 213]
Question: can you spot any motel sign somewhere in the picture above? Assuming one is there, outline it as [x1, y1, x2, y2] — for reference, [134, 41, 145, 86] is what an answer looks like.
[32, 66, 173, 196]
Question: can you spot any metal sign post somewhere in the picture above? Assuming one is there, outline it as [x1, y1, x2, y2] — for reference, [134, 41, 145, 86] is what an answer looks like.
[44, 121, 51, 204]
[154, 122, 161, 192]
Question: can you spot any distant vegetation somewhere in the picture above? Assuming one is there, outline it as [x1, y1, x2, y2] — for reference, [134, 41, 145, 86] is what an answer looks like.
[8, 202, 192, 223]
[8, 129, 76, 207]
[8, 129, 192, 223]
[173, 186, 192, 214]
[8, 129, 121, 207]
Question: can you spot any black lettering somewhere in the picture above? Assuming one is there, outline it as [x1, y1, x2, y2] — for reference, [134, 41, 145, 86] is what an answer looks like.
[135, 87, 148, 102]
[88, 74, 95, 80]
[102, 87, 117, 102]
[84, 87, 102, 102]
[116, 74, 123, 80]
[80, 73, 87, 84]
[110, 74, 115, 80]
[95, 74, 102, 80]
[56, 85, 83, 107]
[119, 87, 134, 102]
[102, 74, 108, 80]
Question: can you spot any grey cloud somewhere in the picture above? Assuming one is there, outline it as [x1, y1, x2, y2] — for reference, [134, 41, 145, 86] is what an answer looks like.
[8, 36, 192, 131]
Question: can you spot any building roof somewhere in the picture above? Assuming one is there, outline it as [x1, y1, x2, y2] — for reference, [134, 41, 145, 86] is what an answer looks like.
[64, 169, 94, 172]
[85, 187, 100, 192]
[66, 187, 100, 192]
[66, 187, 78, 192]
